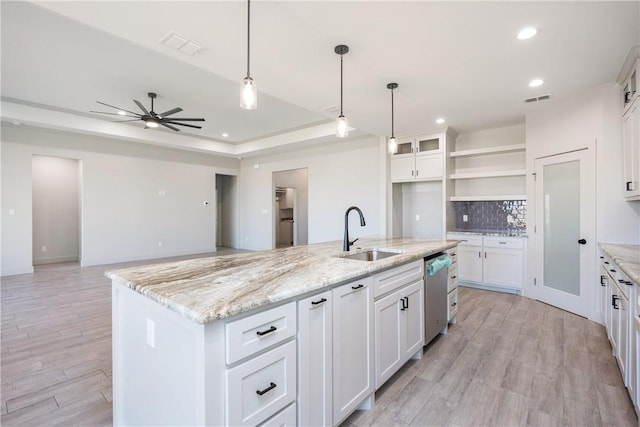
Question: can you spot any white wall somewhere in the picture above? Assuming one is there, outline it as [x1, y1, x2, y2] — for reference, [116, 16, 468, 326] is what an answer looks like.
[32, 155, 80, 264]
[217, 174, 238, 248]
[1, 125, 239, 275]
[239, 136, 383, 251]
[274, 168, 308, 246]
[525, 83, 640, 319]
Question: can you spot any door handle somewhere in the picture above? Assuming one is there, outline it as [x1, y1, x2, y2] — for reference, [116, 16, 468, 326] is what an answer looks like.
[577, 239, 587, 245]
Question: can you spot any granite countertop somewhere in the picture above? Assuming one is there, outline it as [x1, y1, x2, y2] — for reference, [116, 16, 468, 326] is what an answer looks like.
[448, 230, 528, 237]
[106, 237, 457, 324]
[599, 243, 640, 285]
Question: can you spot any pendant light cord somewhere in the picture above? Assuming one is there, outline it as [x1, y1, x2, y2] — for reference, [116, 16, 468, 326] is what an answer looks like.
[246, 0, 251, 78]
[340, 54, 344, 116]
[391, 87, 395, 137]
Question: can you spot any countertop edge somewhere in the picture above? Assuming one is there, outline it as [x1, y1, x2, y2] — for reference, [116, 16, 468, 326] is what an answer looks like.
[598, 242, 640, 285]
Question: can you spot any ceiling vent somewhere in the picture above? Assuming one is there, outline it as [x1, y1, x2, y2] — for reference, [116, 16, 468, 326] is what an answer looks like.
[525, 94, 551, 103]
[160, 31, 204, 56]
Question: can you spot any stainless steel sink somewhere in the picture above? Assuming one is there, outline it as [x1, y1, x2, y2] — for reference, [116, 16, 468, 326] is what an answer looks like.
[339, 248, 404, 262]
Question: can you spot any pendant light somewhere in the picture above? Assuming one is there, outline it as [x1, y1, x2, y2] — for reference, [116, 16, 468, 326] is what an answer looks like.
[335, 44, 349, 138]
[387, 82, 398, 154]
[240, 0, 257, 109]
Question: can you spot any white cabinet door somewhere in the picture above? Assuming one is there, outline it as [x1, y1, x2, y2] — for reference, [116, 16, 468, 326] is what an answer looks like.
[414, 153, 443, 180]
[599, 263, 610, 329]
[457, 245, 483, 283]
[297, 291, 332, 427]
[390, 157, 416, 182]
[611, 284, 620, 358]
[622, 100, 640, 199]
[483, 247, 524, 289]
[374, 289, 403, 389]
[634, 315, 640, 413]
[332, 278, 374, 426]
[402, 281, 425, 360]
[618, 291, 629, 386]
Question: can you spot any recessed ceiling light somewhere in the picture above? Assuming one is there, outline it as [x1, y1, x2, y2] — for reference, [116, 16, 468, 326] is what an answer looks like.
[529, 79, 544, 87]
[12, 120, 21, 125]
[222, 132, 229, 137]
[436, 118, 446, 125]
[117, 110, 127, 116]
[517, 27, 538, 40]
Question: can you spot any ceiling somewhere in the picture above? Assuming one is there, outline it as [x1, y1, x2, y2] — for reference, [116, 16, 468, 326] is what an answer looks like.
[1, 1, 638, 157]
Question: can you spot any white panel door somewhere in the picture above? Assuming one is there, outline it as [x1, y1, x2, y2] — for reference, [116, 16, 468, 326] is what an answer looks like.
[533, 149, 595, 317]
[374, 289, 403, 389]
[390, 157, 415, 182]
[297, 291, 332, 427]
[402, 281, 425, 359]
[483, 248, 524, 289]
[457, 245, 483, 283]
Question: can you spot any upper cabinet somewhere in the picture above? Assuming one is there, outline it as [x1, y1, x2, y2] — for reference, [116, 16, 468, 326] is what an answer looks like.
[447, 124, 526, 202]
[389, 133, 448, 182]
[619, 53, 640, 201]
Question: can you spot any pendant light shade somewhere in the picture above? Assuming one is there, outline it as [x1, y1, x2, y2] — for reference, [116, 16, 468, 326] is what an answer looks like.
[335, 44, 349, 138]
[387, 82, 398, 154]
[240, 0, 257, 109]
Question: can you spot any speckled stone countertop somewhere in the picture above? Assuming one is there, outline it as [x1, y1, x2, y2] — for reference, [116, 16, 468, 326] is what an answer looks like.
[448, 230, 528, 237]
[106, 237, 457, 324]
[599, 243, 640, 285]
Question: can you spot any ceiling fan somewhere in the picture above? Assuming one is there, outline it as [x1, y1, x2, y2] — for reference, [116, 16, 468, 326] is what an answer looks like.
[91, 92, 205, 131]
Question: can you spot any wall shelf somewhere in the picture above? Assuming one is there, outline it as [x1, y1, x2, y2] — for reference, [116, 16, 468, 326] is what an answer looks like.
[449, 143, 525, 158]
[449, 195, 526, 202]
[449, 170, 526, 180]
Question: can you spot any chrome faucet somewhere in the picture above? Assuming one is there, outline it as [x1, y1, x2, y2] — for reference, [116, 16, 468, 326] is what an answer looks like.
[343, 206, 366, 251]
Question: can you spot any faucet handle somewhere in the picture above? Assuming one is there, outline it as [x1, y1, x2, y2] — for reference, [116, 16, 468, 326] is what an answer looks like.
[349, 238, 359, 246]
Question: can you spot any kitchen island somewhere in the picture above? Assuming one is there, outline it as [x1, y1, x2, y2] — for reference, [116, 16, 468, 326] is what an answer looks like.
[107, 237, 457, 426]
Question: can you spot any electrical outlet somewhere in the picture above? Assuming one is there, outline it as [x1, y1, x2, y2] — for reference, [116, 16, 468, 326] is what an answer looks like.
[8, 209, 15, 216]
[41, 246, 47, 252]
[415, 214, 420, 221]
[146, 318, 155, 348]
[463, 215, 468, 222]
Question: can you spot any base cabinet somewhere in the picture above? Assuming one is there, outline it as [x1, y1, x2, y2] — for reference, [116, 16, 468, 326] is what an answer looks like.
[374, 280, 424, 389]
[297, 291, 332, 427]
[332, 278, 374, 426]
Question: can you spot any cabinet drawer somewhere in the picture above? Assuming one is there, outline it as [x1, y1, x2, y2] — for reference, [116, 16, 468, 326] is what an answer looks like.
[258, 402, 296, 427]
[226, 302, 296, 365]
[226, 341, 297, 426]
[447, 264, 458, 292]
[448, 288, 459, 321]
[373, 260, 423, 299]
[447, 247, 458, 265]
[447, 233, 483, 247]
[483, 237, 524, 249]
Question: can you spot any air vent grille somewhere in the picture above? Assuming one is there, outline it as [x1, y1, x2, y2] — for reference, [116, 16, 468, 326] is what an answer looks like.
[160, 31, 204, 56]
[525, 94, 552, 103]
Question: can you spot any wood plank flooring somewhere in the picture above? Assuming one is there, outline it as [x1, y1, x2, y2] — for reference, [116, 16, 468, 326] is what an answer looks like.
[2, 254, 637, 426]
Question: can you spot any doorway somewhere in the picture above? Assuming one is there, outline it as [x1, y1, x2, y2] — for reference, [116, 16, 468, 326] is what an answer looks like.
[215, 174, 239, 249]
[32, 155, 81, 265]
[533, 149, 595, 317]
[273, 168, 308, 249]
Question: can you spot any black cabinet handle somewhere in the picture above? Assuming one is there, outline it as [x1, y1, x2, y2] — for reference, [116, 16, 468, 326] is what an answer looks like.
[610, 269, 616, 273]
[626, 181, 633, 191]
[351, 284, 364, 290]
[404, 296, 409, 309]
[625, 91, 631, 103]
[624, 281, 633, 286]
[451, 275, 457, 279]
[578, 239, 587, 245]
[256, 382, 276, 396]
[604, 261, 609, 265]
[478, 251, 481, 258]
[311, 298, 327, 305]
[256, 326, 277, 336]
[599, 256, 604, 259]
[600, 275, 606, 286]
[451, 302, 457, 307]
[400, 298, 407, 311]
[612, 295, 619, 310]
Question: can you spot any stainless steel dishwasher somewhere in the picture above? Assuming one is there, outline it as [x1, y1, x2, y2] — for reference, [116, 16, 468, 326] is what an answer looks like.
[424, 253, 451, 344]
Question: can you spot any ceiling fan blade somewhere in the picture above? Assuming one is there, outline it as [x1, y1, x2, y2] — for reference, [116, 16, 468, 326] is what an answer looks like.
[165, 121, 202, 129]
[110, 119, 142, 123]
[90, 110, 141, 117]
[134, 100, 151, 116]
[158, 107, 183, 117]
[160, 122, 180, 131]
[96, 101, 141, 116]
[164, 117, 205, 121]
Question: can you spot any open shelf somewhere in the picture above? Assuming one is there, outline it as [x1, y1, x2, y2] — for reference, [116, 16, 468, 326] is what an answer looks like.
[449, 194, 526, 202]
[449, 169, 526, 180]
[449, 143, 525, 158]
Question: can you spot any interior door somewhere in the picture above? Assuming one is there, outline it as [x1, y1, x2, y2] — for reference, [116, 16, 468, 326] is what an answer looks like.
[533, 149, 595, 317]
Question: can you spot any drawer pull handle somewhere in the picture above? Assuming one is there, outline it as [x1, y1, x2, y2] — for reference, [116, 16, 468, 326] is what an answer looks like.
[610, 269, 616, 273]
[451, 275, 457, 279]
[498, 241, 507, 245]
[351, 284, 364, 290]
[612, 295, 619, 310]
[256, 326, 277, 336]
[256, 382, 277, 396]
[624, 281, 633, 286]
[600, 275, 606, 286]
[311, 298, 327, 305]
[604, 261, 609, 265]
[451, 302, 457, 307]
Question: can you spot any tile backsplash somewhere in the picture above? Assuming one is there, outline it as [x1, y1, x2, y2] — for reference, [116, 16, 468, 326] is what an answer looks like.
[452, 200, 526, 233]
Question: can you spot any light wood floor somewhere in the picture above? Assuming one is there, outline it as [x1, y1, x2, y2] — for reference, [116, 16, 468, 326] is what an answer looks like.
[2, 255, 638, 426]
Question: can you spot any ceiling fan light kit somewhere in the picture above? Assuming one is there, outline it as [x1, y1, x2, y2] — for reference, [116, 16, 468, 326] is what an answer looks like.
[240, 0, 257, 110]
[335, 44, 349, 138]
[91, 92, 205, 132]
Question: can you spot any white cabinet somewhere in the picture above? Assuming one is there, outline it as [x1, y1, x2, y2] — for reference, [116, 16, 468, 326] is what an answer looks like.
[447, 247, 459, 324]
[622, 98, 640, 200]
[599, 260, 611, 330]
[390, 134, 444, 182]
[448, 234, 525, 293]
[633, 313, 640, 415]
[374, 280, 424, 389]
[297, 291, 332, 427]
[332, 278, 374, 426]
